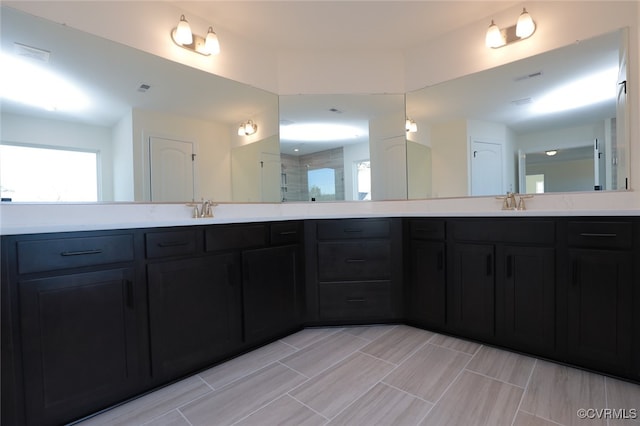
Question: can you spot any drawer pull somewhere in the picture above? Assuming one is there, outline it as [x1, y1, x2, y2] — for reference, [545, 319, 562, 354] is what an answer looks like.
[346, 297, 366, 303]
[60, 249, 103, 257]
[278, 230, 297, 236]
[344, 228, 364, 233]
[345, 259, 365, 263]
[125, 280, 134, 309]
[579, 233, 617, 238]
[157, 241, 190, 248]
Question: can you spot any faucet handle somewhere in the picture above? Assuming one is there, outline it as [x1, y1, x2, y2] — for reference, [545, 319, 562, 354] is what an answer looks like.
[516, 194, 534, 210]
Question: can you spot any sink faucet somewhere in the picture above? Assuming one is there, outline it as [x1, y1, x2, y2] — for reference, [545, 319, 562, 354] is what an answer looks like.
[189, 199, 216, 218]
[496, 192, 532, 210]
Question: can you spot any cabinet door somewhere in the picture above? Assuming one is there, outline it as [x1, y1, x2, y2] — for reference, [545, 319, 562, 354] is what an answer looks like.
[148, 253, 241, 382]
[407, 240, 445, 328]
[567, 249, 632, 374]
[19, 268, 141, 426]
[449, 243, 495, 339]
[499, 245, 555, 356]
[243, 245, 300, 345]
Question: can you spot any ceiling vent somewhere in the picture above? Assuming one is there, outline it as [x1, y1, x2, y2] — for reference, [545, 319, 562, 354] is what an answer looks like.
[14, 42, 50, 62]
[514, 71, 543, 82]
[511, 97, 532, 106]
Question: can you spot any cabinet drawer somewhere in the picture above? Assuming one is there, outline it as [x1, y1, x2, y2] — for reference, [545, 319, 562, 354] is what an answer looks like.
[270, 221, 302, 245]
[451, 220, 555, 244]
[145, 229, 199, 259]
[318, 241, 390, 281]
[317, 219, 389, 240]
[205, 224, 267, 252]
[409, 219, 445, 240]
[17, 234, 134, 274]
[319, 281, 392, 320]
[568, 221, 632, 249]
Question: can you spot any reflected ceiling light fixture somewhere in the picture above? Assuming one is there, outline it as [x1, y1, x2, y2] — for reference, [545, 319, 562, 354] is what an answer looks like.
[545, 150, 558, 156]
[238, 120, 258, 136]
[171, 14, 220, 56]
[485, 8, 536, 49]
[405, 118, 417, 133]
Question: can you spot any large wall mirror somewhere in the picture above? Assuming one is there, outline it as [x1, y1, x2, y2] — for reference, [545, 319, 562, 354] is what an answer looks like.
[406, 28, 629, 199]
[278, 94, 407, 202]
[0, 6, 279, 203]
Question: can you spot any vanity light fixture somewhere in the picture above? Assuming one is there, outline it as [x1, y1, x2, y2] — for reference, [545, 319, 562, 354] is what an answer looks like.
[238, 120, 258, 136]
[171, 15, 220, 56]
[486, 8, 536, 49]
[405, 118, 417, 133]
[545, 150, 558, 156]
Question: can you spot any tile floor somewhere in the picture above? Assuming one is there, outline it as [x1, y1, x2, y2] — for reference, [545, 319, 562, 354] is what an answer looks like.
[77, 325, 640, 426]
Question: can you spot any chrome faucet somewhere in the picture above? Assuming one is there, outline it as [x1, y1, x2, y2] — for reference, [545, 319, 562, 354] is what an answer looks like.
[189, 199, 216, 218]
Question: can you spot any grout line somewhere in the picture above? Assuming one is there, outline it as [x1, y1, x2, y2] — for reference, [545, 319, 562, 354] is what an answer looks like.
[195, 373, 216, 391]
[509, 358, 538, 426]
[287, 392, 331, 422]
[604, 376, 610, 426]
[462, 367, 527, 389]
[176, 408, 194, 426]
[518, 408, 566, 426]
[380, 381, 436, 406]
[277, 360, 311, 380]
[429, 334, 482, 356]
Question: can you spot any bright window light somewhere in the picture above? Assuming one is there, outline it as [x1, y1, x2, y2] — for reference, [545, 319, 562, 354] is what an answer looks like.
[532, 67, 618, 115]
[0, 144, 98, 202]
[280, 123, 364, 141]
[0, 53, 90, 112]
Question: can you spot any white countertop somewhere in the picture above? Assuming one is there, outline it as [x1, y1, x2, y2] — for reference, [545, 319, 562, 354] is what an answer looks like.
[1, 191, 639, 235]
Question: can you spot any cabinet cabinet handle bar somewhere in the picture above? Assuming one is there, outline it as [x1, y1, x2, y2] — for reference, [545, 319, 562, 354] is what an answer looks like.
[60, 249, 103, 256]
[346, 298, 366, 303]
[278, 231, 297, 235]
[579, 233, 617, 238]
[344, 228, 363, 233]
[345, 259, 365, 263]
[157, 241, 189, 247]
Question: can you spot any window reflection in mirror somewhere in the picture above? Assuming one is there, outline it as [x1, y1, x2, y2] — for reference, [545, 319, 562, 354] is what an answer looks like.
[406, 28, 629, 198]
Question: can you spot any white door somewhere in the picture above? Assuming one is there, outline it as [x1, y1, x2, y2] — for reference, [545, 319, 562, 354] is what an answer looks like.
[260, 152, 281, 202]
[149, 137, 194, 202]
[471, 140, 503, 196]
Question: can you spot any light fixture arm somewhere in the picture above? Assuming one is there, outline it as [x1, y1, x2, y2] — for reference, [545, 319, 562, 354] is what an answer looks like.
[171, 28, 213, 56]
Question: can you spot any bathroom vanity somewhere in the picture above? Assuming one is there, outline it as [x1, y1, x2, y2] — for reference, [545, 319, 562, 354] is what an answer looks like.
[1, 212, 639, 426]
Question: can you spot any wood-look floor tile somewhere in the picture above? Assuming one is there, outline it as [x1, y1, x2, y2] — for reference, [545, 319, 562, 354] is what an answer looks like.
[328, 382, 433, 425]
[360, 325, 434, 364]
[420, 370, 523, 426]
[199, 340, 297, 389]
[180, 363, 306, 426]
[605, 377, 640, 424]
[290, 352, 395, 419]
[342, 324, 396, 341]
[466, 345, 535, 387]
[234, 395, 327, 426]
[77, 375, 212, 426]
[520, 360, 606, 426]
[280, 331, 368, 377]
[142, 410, 190, 426]
[429, 333, 482, 355]
[280, 327, 344, 349]
[383, 343, 471, 402]
[513, 411, 564, 426]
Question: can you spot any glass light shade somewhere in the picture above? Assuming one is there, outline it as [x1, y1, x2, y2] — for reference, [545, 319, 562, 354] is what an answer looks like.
[244, 121, 257, 135]
[204, 28, 221, 55]
[485, 20, 503, 48]
[545, 150, 558, 156]
[238, 124, 246, 136]
[516, 8, 535, 38]
[175, 15, 193, 45]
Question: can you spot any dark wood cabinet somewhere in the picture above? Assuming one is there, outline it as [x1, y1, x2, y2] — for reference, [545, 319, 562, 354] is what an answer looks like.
[243, 244, 301, 345]
[147, 253, 242, 382]
[561, 221, 635, 376]
[306, 218, 403, 324]
[449, 242, 496, 340]
[1, 231, 146, 426]
[498, 245, 556, 356]
[405, 219, 446, 329]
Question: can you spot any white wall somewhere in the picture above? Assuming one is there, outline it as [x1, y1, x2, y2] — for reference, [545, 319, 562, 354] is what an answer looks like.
[431, 120, 468, 198]
[112, 110, 134, 201]
[0, 112, 114, 200]
[132, 109, 232, 202]
[231, 135, 280, 202]
[342, 141, 370, 201]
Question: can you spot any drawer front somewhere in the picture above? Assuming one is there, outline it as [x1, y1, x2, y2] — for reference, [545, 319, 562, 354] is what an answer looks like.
[205, 224, 267, 252]
[317, 219, 389, 240]
[409, 219, 445, 240]
[568, 221, 633, 249]
[270, 221, 302, 245]
[318, 241, 390, 281]
[146, 229, 199, 259]
[451, 220, 555, 244]
[319, 281, 392, 320]
[17, 234, 134, 274]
